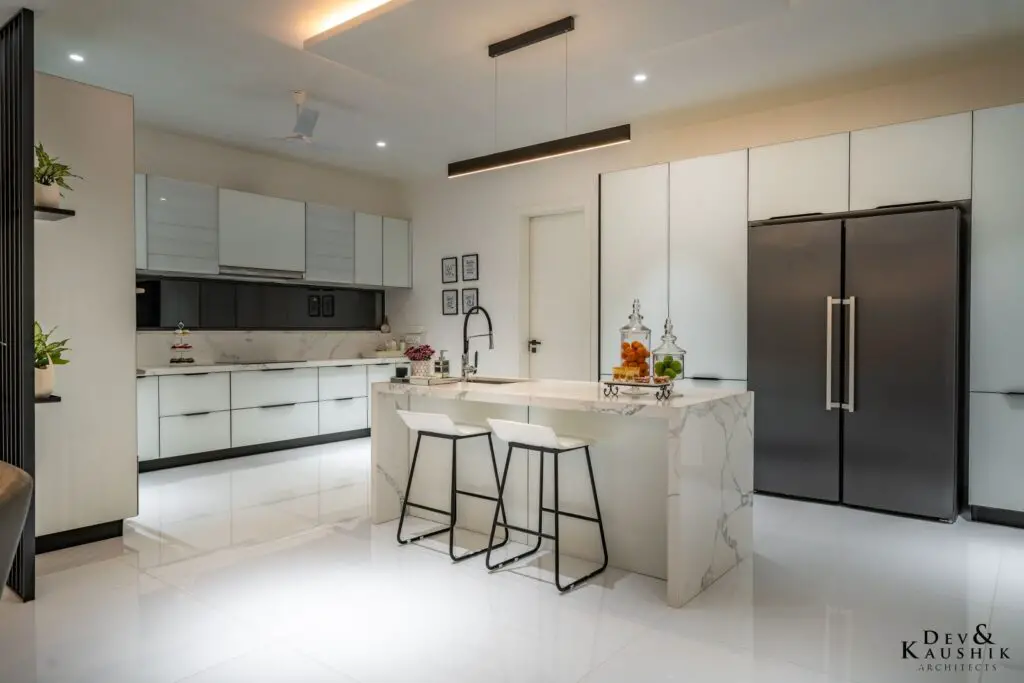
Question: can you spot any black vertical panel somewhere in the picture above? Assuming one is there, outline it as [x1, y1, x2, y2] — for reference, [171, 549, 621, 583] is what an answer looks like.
[748, 220, 844, 502]
[842, 209, 962, 520]
[159, 280, 199, 328]
[0, 8, 36, 601]
[199, 281, 236, 328]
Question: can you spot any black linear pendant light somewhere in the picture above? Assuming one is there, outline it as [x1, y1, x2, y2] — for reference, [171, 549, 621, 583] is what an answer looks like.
[448, 16, 631, 178]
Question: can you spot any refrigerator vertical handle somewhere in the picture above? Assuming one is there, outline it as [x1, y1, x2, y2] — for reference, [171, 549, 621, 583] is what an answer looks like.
[845, 296, 857, 412]
[826, 297, 839, 411]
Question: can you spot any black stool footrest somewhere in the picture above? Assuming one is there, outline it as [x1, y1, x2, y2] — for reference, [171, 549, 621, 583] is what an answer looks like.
[405, 502, 451, 517]
[398, 525, 452, 545]
[540, 506, 601, 524]
[496, 521, 556, 541]
[455, 490, 500, 503]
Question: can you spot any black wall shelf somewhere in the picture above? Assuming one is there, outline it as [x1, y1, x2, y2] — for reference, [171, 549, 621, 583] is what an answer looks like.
[34, 205, 75, 221]
[35, 394, 62, 403]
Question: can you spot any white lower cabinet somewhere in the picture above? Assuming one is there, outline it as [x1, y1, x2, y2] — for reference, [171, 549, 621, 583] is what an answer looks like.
[969, 392, 1024, 513]
[159, 373, 230, 417]
[137, 377, 160, 461]
[319, 365, 367, 400]
[232, 402, 319, 448]
[160, 411, 231, 458]
[231, 368, 318, 409]
[319, 397, 368, 434]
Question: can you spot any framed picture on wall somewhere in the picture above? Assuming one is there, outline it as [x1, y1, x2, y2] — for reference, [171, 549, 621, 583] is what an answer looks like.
[442, 257, 458, 284]
[462, 287, 479, 314]
[462, 253, 479, 281]
[442, 289, 459, 316]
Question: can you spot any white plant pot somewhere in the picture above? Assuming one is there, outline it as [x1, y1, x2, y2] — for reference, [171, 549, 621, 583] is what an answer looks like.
[410, 360, 433, 377]
[35, 363, 55, 398]
[34, 182, 61, 208]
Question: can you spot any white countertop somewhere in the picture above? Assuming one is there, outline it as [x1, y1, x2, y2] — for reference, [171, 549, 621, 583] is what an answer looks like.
[138, 357, 409, 377]
[375, 377, 749, 418]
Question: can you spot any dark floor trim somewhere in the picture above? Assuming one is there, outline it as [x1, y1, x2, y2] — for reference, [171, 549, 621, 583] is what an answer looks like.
[36, 519, 124, 554]
[972, 505, 1024, 529]
[139, 428, 371, 473]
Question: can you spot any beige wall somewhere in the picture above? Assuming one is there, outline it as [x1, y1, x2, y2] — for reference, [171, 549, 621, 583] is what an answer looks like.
[135, 126, 408, 218]
[35, 73, 137, 535]
[389, 49, 1024, 377]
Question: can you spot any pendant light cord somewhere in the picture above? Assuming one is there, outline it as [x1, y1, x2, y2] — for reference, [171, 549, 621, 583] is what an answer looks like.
[493, 58, 499, 151]
[666, 161, 671, 315]
[564, 33, 569, 137]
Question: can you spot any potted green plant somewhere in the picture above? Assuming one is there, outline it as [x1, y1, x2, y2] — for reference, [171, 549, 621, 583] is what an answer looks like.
[34, 142, 82, 209]
[34, 322, 70, 398]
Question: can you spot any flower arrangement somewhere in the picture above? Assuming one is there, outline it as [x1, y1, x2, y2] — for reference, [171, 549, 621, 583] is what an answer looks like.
[404, 344, 435, 362]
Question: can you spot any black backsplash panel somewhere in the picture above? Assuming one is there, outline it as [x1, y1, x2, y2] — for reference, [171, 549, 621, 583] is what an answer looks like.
[137, 276, 383, 331]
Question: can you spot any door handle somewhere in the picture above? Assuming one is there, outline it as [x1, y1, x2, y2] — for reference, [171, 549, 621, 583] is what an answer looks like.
[528, 339, 542, 354]
[826, 297, 841, 411]
[845, 296, 856, 412]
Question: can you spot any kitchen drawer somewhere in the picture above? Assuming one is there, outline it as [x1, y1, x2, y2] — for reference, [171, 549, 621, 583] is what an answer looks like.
[159, 373, 230, 417]
[319, 365, 367, 400]
[231, 402, 319, 447]
[230, 368, 318, 409]
[160, 410, 231, 458]
[319, 397, 368, 434]
[969, 392, 1024, 512]
[137, 377, 160, 461]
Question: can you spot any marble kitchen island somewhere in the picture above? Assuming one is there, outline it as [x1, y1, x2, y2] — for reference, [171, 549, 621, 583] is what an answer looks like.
[371, 378, 753, 607]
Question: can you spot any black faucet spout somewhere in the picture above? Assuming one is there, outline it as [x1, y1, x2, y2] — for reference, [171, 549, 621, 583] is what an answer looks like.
[463, 306, 494, 355]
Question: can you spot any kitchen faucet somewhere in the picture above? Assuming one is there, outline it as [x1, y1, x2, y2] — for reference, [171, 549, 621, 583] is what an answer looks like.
[462, 305, 493, 380]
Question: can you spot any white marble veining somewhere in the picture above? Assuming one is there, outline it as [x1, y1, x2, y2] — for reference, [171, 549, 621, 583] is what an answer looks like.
[137, 330, 388, 367]
[3, 440, 1022, 683]
[371, 379, 753, 607]
[138, 356, 409, 377]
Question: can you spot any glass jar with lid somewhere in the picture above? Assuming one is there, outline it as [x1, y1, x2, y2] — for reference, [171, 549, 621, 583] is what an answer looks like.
[652, 319, 686, 385]
[615, 299, 652, 381]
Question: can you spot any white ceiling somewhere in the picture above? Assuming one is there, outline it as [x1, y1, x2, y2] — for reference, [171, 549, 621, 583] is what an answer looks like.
[11, 0, 1024, 180]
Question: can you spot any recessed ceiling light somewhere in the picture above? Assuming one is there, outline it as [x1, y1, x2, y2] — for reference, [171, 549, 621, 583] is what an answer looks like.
[376, 141, 387, 148]
[159, 197, 166, 201]
[69, 53, 84, 63]
[633, 73, 647, 83]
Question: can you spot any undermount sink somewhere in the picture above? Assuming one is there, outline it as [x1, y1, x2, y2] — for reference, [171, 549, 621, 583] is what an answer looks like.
[466, 377, 525, 385]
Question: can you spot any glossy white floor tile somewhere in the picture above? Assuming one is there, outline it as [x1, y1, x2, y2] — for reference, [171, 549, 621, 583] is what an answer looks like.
[2, 438, 1023, 682]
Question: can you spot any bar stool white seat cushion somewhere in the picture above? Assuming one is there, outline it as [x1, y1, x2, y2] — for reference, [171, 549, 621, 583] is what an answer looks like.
[396, 410, 488, 437]
[487, 419, 590, 451]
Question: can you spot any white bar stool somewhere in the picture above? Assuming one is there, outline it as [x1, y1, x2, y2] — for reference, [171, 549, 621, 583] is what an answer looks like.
[484, 419, 608, 593]
[395, 410, 508, 562]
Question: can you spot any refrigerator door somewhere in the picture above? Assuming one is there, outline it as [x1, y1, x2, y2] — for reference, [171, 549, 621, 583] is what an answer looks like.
[749, 220, 843, 501]
[842, 209, 962, 520]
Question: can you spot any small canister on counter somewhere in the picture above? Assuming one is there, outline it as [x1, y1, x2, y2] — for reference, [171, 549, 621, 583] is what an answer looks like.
[652, 319, 686, 385]
[616, 299, 652, 380]
[434, 350, 450, 378]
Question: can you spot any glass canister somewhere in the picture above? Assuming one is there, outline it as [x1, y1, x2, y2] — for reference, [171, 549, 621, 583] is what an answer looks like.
[617, 299, 652, 380]
[652, 319, 686, 384]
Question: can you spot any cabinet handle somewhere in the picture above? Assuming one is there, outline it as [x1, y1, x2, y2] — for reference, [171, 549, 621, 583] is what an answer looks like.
[691, 375, 722, 382]
[182, 411, 211, 417]
[261, 368, 296, 373]
[181, 372, 211, 377]
[259, 402, 297, 409]
[330, 397, 357, 402]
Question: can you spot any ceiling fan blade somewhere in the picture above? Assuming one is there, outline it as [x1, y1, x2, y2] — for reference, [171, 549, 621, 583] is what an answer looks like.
[293, 106, 320, 138]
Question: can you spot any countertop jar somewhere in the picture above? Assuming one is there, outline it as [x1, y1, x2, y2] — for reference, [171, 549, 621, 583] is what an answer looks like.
[652, 319, 686, 384]
[617, 299, 652, 380]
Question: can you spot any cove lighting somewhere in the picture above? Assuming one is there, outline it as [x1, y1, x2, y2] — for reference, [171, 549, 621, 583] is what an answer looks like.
[314, 0, 401, 36]
[68, 53, 84, 62]
[448, 124, 631, 179]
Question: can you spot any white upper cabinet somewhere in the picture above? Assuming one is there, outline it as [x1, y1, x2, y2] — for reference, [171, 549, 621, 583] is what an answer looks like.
[600, 164, 669, 374]
[382, 217, 412, 288]
[970, 103, 1024, 392]
[218, 189, 305, 273]
[135, 174, 147, 270]
[850, 113, 972, 210]
[305, 202, 355, 283]
[669, 150, 748, 381]
[354, 212, 384, 286]
[748, 133, 849, 221]
[146, 175, 219, 274]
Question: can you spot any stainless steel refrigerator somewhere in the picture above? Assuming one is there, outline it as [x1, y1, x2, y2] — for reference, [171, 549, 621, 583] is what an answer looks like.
[747, 204, 966, 521]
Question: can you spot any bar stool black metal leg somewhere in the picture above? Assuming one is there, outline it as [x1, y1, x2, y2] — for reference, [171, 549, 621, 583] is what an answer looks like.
[397, 433, 452, 546]
[553, 445, 609, 593]
[448, 437, 459, 561]
[487, 434, 510, 550]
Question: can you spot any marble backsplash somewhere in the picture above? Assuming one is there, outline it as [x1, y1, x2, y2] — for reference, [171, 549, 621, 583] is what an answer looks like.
[137, 330, 387, 367]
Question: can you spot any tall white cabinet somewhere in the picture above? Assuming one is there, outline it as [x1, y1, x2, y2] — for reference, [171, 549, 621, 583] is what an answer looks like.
[850, 113, 972, 210]
[669, 150, 748, 381]
[968, 103, 1024, 516]
[599, 164, 669, 375]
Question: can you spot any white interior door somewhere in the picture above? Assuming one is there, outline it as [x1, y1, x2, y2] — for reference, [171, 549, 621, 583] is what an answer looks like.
[528, 211, 590, 380]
